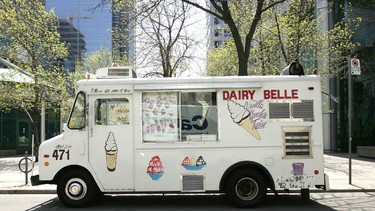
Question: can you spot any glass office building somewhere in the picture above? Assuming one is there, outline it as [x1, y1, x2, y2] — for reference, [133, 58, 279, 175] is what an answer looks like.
[333, 1, 375, 152]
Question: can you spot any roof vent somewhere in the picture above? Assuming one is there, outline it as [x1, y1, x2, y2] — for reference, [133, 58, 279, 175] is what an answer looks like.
[95, 67, 136, 79]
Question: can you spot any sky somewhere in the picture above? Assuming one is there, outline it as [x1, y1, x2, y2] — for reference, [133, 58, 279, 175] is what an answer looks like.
[45, 0, 207, 76]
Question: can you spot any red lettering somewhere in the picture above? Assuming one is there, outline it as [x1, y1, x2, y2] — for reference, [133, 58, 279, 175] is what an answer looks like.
[264, 89, 299, 99]
[249, 90, 255, 99]
[271, 90, 277, 99]
[223, 91, 229, 100]
[242, 90, 249, 100]
[230, 91, 237, 100]
[223, 90, 257, 100]
[292, 89, 298, 99]
[264, 90, 270, 99]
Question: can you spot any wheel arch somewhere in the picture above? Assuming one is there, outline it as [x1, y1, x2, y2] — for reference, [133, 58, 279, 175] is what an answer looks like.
[53, 165, 101, 191]
[220, 161, 275, 192]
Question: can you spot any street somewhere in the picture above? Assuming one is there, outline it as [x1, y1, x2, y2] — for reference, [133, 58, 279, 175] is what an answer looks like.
[0, 192, 374, 211]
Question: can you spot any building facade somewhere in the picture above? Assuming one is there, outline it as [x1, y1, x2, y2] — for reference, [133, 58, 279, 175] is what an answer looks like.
[57, 19, 86, 73]
[207, 13, 231, 50]
[333, 1, 375, 152]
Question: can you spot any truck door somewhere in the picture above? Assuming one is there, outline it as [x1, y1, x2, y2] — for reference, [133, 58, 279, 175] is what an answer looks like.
[88, 95, 133, 191]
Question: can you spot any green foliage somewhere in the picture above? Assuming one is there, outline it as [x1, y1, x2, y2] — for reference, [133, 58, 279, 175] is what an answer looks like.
[0, 0, 68, 146]
[82, 48, 114, 73]
[207, 0, 361, 76]
[207, 41, 238, 76]
[327, 17, 361, 77]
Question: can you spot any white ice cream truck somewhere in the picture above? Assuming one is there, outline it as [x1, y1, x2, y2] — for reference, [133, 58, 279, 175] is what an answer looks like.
[32, 66, 328, 208]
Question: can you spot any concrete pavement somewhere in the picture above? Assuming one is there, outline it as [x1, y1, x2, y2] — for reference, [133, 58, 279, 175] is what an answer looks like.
[0, 153, 374, 194]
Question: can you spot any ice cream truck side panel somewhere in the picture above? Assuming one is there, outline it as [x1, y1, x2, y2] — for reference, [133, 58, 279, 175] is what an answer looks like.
[33, 69, 326, 208]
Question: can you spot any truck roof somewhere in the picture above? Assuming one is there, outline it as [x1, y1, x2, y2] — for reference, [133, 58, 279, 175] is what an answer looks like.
[77, 75, 320, 91]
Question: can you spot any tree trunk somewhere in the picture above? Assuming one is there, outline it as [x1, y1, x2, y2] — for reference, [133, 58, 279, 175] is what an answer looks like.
[238, 54, 248, 76]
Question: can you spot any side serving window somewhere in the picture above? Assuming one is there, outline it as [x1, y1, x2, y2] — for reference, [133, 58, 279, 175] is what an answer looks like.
[181, 92, 218, 142]
[95, 98, 129, 125]
[142, 91, 218, 143]
[68, 92, 86, 129]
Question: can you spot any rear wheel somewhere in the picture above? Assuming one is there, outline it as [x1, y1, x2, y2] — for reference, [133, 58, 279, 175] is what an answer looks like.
[225, 170, 266, 208]
[57, 170, 99, 207]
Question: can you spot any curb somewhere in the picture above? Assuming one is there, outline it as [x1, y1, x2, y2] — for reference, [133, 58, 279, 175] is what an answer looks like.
[0, 189, 56, 194]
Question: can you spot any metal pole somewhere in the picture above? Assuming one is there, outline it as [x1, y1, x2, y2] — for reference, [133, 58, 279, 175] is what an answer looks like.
[344, 0, 352, 185]
[348, 56, 352, 185]
[25, 151, 28, 185]
[41, 97, 45, 143]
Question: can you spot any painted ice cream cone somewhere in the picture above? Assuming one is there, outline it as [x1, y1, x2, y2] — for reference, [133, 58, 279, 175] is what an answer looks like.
[105, 132, 118, 172]
[239, 117, 261, 141]
[227, 100, 261, 141]
[105, 150, 118, 172]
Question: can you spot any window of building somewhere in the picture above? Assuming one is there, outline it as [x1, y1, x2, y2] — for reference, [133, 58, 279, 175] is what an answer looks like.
[214, 29, 220, 37]
[94, 98, 129, 125]
[214, 41, 222, 48]
[214, 17, 219, 25]
[142, 92, 218, 143]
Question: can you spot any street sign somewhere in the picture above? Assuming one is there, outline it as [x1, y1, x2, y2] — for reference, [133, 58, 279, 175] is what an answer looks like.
[351, 58, 361, 75]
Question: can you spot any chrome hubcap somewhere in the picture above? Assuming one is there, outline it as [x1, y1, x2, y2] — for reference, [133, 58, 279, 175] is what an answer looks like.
[235, 177, 259, 201]
[65, 178, 87, 200]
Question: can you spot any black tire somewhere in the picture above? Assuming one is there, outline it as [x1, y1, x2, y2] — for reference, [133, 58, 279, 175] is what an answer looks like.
[224, 169, 266, 208]
[57, 170, 99, 208]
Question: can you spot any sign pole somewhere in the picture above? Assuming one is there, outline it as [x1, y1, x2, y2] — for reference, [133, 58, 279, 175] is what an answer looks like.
[348, 57, 360, 185]
[348, 57, 352, 185]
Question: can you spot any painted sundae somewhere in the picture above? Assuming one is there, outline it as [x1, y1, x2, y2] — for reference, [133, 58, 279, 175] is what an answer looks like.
[147, 156, 164, 180]
[181, 156, 206, 170]
[227, 100, 261, 140]
[104, 131, 118, 172]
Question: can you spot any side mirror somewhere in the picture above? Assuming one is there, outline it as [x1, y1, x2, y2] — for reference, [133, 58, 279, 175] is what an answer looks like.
[281, 60, 305, 76]
[62, 123, 67, 132]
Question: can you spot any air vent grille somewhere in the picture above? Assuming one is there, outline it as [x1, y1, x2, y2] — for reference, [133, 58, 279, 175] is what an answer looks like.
[181, 175, 205, 192]
[108, 68, 129, 77]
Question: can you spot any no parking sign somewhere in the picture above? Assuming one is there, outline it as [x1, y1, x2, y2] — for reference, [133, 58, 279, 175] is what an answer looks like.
[351, 58, 361, 75]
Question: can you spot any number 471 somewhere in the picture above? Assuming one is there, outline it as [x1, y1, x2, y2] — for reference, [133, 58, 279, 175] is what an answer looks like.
[52, 149, 70, 160]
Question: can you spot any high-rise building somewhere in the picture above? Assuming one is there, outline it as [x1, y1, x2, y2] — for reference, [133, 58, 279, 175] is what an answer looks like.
[206, 6, 231, 50]
[57, 19, 86, 72]
[45, 0, 135, 72]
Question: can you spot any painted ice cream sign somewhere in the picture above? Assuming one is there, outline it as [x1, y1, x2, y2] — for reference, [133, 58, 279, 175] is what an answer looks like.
[147, 156, 164, 180]
[104, 132, 118, 172]
[224, 89, 299, 141]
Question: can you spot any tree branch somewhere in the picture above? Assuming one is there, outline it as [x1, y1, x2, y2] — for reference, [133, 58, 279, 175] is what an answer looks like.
[181, 0, 223, 20]
[261, 0, 287, 13]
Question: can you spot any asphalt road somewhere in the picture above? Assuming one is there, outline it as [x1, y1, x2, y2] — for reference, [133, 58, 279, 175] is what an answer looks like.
[1, 192, 375, 211]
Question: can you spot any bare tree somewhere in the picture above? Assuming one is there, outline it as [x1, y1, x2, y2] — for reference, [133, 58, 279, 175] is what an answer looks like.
[137, 0, 201, 77]
[93, 0, 202, 77]
[182, 0, 286, 76]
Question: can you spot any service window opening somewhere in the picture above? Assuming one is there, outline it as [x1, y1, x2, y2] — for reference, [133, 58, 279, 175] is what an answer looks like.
[141, 92, 218, 143]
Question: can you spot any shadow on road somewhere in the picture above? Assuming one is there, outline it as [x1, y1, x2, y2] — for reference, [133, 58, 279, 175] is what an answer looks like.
[26, 194, 334, 210]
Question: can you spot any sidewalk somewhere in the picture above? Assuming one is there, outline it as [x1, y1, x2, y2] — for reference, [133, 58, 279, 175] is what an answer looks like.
[0, 153, 374, 194]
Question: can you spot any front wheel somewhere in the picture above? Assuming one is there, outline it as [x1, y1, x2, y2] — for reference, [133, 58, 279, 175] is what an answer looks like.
[224, 170, 266, 208]
[57, 170, 99, 207]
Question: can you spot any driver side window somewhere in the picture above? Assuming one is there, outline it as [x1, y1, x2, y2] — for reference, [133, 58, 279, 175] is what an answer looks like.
[68, 92, 86, 129]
